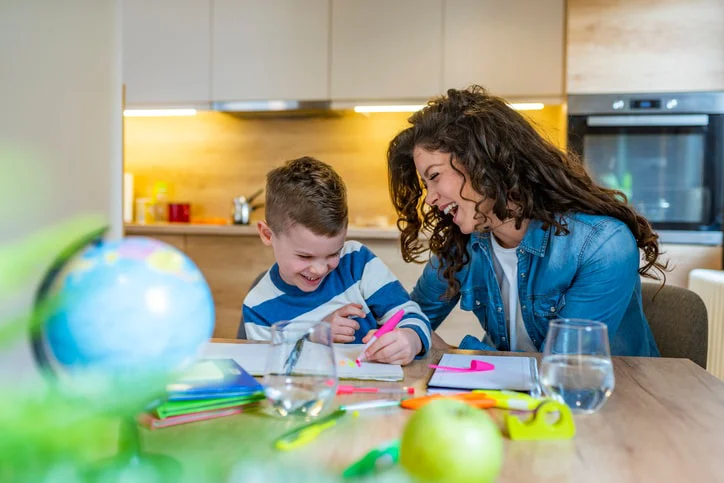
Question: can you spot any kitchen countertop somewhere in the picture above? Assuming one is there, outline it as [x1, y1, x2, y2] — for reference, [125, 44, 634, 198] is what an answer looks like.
[125, 224, 723, 246]
[124, 223, 402, 240]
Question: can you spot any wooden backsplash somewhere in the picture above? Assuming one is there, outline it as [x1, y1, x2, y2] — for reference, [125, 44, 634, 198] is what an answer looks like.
[123, 106, 566, 225]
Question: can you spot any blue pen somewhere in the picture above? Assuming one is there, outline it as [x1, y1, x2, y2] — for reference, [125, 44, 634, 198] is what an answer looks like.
[340, 399, 403, 412]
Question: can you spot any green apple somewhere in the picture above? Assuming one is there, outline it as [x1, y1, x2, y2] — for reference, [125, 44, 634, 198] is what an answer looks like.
[399, 399, 504, 483]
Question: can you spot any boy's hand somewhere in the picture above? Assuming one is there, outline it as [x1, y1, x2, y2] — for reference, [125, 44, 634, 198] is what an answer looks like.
[324, 303, 365, 343]
[361, 327, 422, 366]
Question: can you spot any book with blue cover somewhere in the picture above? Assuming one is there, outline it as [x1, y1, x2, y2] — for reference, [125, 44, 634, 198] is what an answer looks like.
[166, 358, 264, 401]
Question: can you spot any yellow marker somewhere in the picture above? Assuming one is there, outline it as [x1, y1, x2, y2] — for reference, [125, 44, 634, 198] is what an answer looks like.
[505, 400, 576, 441]
[274, 409, 356, 451]
[472, 390, 541, 410]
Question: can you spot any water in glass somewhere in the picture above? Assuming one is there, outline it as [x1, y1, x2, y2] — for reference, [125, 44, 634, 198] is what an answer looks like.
[540, 354, 614, 414]
[541, 318, 615, 414]
[263, 320, 337, 418]
[264, 377, 335, 417]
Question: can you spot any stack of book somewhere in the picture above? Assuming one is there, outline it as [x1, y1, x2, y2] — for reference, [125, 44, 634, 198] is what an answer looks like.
[138, 358, 265, 430]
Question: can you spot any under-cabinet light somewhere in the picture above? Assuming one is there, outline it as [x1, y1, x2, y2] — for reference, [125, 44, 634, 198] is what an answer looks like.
[123, 108, 198, 117]
[507, 102, 545, 111]
[354, 105, 425, 113]
[353, 102, 545, 113]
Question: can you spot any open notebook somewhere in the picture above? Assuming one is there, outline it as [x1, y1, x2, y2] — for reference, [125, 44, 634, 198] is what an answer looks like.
[201, 342, 403, 382]
[428, 354, 539, 392]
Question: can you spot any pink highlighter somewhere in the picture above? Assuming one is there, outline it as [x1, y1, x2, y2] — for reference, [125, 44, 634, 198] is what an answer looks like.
[356, 309, 406, 364]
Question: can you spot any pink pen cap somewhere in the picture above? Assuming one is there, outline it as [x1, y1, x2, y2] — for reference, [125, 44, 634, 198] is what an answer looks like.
[356, 309, 406, 363]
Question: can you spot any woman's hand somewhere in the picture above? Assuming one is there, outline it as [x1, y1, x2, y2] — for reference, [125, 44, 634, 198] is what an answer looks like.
[362, 327, 423, 365]
[324, 303, 366, 343]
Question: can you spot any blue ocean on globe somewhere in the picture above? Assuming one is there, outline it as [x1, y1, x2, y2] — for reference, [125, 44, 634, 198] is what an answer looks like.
[38, 236, 215, 389]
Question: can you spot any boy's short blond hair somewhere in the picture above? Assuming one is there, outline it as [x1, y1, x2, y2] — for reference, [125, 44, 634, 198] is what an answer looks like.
[265, 156, 348, 236]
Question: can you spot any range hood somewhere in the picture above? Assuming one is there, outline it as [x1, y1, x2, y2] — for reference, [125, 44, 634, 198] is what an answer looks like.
[212, 99, 331, 112]
[211, 99, 435, 114]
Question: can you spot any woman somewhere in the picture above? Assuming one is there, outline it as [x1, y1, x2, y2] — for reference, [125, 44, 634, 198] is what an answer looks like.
[387, 86, 665, 356]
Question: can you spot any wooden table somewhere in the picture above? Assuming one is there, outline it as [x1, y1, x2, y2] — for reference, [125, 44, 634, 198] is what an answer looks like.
[142, 340, 724, 482]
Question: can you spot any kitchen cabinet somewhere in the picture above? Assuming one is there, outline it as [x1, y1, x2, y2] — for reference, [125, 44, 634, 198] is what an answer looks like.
[126, 227, 478, 342]
[185, 235, 276, 339]
[443, 0, 564, 100]
[212, 0, 330, 101]
[330, 0, 443, 101]
[127, 226, 720, 342]
[123, 0, 566, 105]
[567, 0, 724, 93]
[122, 0, 211, 106]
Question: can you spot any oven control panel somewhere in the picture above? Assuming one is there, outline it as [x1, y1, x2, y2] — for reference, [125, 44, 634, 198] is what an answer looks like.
[569, 92, 724, 115]
[612, 98, 677, 111]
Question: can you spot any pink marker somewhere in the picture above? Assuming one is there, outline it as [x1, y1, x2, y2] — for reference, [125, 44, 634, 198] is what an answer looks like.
[336, 385, 415, 395]
[356, 309, 405, 364]
[429, 360, 495, 373]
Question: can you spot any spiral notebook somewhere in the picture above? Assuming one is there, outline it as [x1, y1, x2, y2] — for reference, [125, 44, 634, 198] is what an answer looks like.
[202, 342, 404, 382]
[427, 354, 539, 392]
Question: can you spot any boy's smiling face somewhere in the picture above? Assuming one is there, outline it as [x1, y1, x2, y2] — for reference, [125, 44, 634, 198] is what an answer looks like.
[258, 221, 346, 292]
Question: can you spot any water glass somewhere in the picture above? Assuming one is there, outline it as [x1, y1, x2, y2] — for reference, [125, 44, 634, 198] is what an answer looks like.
[540, 318, 615, 414]
[263, 320, 337, 418]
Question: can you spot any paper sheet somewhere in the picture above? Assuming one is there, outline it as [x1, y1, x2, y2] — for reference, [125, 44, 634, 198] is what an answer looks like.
[179, 360, 226, 382]
[427, 354, 539, 392]
[201, 342, 403, 382]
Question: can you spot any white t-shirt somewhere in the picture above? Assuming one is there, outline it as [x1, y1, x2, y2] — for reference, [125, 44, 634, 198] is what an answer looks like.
[489, 235, 537, 352]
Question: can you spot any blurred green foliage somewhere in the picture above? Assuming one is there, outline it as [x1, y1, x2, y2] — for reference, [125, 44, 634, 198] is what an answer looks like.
[0, 216, 415, 483]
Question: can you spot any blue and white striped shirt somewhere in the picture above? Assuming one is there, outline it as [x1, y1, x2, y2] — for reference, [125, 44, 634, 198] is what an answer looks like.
[242, 240, 431, 355]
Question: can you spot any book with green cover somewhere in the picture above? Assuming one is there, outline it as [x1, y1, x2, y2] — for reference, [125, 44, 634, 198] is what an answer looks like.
[154, 393, 264, 419]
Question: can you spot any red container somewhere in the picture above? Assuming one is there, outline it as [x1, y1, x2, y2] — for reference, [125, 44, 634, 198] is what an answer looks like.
[168, 203, 191, 223]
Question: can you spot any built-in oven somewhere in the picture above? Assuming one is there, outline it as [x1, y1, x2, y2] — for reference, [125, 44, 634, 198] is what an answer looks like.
[568, 92, 724, 245]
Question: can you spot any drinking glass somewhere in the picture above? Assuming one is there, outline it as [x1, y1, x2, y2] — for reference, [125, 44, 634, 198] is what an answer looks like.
[540, 318, 615, 414]
[263, 320, 338, 418]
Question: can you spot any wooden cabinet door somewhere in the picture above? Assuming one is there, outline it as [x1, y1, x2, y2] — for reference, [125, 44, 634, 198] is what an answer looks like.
[122, 0, 211, 106]
[444, 0, 564, 100]
[567, 0, 724, 93]
[212, 0, 330, 102]
[330, 0, 443, 101]
[185, 235, 276, 339]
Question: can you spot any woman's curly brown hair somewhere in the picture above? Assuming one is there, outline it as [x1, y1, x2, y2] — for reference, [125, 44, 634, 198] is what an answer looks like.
[388, 86, 667, 299]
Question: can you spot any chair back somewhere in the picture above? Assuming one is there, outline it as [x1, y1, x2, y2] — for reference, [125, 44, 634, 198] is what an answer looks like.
[641, 283, 708, 368]
[237, 270, 268, 339]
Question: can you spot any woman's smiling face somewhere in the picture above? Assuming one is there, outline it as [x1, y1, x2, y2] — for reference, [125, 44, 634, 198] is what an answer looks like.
[413, 146, 498, 234]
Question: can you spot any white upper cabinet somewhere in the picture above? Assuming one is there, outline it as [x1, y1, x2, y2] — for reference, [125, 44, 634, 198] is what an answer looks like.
[212, 0, 330, 101]
[330, 0, 443, 101]
[122, 0, 211, 106]
[444, 0, 564, 100]
[122, 0, 565, 105]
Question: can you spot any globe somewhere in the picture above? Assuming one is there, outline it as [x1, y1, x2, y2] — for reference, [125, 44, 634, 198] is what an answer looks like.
[33, 235, 215, 402]
[28, 233, 216, 480]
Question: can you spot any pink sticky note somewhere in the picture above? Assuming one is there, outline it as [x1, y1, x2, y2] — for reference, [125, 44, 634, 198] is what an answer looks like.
[429, 359, 495, 373]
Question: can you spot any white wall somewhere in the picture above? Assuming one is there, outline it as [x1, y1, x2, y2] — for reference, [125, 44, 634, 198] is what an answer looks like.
[0, 0, 123, 380]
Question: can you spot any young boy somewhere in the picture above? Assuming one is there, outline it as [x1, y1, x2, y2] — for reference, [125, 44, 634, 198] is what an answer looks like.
[242, 156, 431, 365]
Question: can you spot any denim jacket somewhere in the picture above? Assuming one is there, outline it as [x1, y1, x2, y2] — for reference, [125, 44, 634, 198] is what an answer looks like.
[411, 213, 660, 357]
